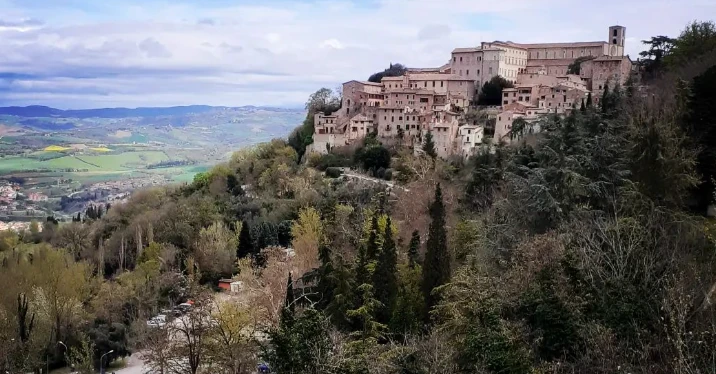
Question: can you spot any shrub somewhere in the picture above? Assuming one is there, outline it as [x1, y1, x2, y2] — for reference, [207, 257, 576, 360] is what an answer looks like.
[325, 167, 343, 178]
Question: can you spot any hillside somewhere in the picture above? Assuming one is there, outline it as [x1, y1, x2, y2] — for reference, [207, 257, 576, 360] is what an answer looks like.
[1, 20, 716, 374]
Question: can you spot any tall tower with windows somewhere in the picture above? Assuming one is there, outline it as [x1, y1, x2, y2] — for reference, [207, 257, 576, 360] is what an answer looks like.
[608, 25, 626, 56]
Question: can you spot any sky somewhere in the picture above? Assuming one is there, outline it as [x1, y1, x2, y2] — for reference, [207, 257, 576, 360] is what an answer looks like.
[0, 0, 712, 109]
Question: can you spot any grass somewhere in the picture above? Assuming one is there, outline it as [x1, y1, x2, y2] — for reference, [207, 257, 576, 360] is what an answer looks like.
[0, 151, 176, 175]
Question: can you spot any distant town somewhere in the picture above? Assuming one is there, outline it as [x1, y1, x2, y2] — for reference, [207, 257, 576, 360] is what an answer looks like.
[310, 25, 632, 159]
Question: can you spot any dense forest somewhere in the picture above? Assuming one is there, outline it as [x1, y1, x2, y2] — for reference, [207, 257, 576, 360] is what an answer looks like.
[2, 20, 716, 374]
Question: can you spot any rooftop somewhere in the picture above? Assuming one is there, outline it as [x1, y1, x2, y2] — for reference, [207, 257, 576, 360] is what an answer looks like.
[593, 55, 631, 62]
[511, 41, 607, 49]
[409, 73, 474, 81]
[343, 79, 383, 86]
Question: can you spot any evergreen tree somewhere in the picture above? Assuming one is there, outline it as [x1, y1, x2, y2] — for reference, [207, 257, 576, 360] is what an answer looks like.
[237, 220, 254, 259]
[390, 265, 423, 337]
[372, 217, 398, 325]
[423, 131, 437, 159]
[586, 92, 593, 108]
[580, 98, 586, 112]
[280, 273, 296, 328]
[315, 244, 335, 310]
[366, 214, 380, 261]
[421, 183, 450, 325]
[601, 83, 611, 113]
[326, 254, 355, 330]
[408, 230, 420, 268]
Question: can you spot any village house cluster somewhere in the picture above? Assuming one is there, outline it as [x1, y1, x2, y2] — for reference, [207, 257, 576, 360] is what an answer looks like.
[310, 26, 632, 159]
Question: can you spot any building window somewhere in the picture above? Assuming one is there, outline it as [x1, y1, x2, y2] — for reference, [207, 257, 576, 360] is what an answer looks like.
[477, 69, 480, 75]
[399, 116, 403, 120]
[613, 29, 618, 37]
[460, 57, 463, 62]
[424, 82, 427, 87]
[537, 52, 540, 58]
[453, 57, 456, 62]
[391, 116, 394, 122]
[441, 81, 444, 87]
[433, 81, 436, 87]
[467, 70, 470, 75]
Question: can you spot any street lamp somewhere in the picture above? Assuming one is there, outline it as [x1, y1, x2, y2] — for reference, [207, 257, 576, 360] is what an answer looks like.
[100, 350, 114, 374]
[57, 341, 68, 368]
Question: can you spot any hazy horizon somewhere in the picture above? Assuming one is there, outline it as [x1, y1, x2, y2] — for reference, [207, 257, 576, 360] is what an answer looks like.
[1, 0, 712, 109]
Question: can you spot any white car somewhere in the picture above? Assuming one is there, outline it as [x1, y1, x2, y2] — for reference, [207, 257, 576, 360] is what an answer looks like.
[146, 318, 166, 328]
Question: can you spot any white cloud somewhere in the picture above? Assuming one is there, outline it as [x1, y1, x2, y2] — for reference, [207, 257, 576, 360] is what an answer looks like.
[320, 38, 344, 50]
[0, 0, 712, 108]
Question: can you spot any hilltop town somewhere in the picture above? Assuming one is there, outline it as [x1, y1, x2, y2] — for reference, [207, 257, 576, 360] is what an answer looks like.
[310, 25, 633, 159]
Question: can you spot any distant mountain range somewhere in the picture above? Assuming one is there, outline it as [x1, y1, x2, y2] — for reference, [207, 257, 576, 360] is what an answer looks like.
[0, 105, 301, 119]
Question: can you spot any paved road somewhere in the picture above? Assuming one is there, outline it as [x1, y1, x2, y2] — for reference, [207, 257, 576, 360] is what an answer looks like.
[112, 354, 146, 374]
[340, 169, 410, 192]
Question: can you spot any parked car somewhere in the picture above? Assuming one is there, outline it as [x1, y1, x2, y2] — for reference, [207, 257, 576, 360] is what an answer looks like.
[146, 317, 166, 328]
[178, 302, 192, 312]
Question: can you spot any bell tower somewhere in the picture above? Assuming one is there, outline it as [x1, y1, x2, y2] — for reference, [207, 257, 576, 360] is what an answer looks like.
[608, 25, 626, 56]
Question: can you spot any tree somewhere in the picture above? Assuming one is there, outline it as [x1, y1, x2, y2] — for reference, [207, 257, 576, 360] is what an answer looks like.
[368, 63, 408, 83]
[601, 82, 611, 113]
[67, 335, 95, 374]
[580, 98, 586, 112]
[421, 184, 450, 325]
[365, 214, 380, 261]
[390, 264, 424, 337]
[477, 76, 514, 106]
[264, 308, 332, 373]
[639, 35, 675, 77]
[87, 322, 131, 368]
[280, 273, 296, 328]
[170, 293, 214, 374]
[567, 56, 595, 75]
[226, 174, 243, 196]
[422, 131, 437, 159]
[305, 87, 341, 115]
[685, 65, 716, 212]
[666, 20, 716, 67]
[291, 207, 324, 275]
[195, 221, 237, 284]
[586, 92, 593, 108]
[207, 301, 257, 374]
[356, 144, 391, 171]
[372, 217, 398, 325]
[237, 220, 254, 259]
[408, 230, 420, 268]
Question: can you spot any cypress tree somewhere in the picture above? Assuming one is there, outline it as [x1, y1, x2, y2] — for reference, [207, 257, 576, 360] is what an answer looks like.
[366, 214, 380, 261]
[280, 272, 296, 328]
[237, 220, 254, 259]
[421, 183, 450, 325]
[316, 244, 335, 310]
[355, 242, 370, 290]
[586, 92, 593, 108]
[408, 230, 420, 268]
[373, 217, 398, 325]
[580, 98, 586, 112]
[422, 130, 437, 159]
[326, 255, 354, 330]
[601, 83, 611, 113]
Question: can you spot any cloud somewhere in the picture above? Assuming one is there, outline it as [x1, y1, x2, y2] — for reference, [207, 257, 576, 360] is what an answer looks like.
[0, 0, 712, 108]
[320, 38, 345, 49]
[138, 38, 172, 58]
[418, 24, 452, 41]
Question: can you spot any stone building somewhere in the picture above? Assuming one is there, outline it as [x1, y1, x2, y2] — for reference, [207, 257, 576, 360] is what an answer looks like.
[451, 26, 627, 90]
[310, 25, 629, 158]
